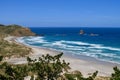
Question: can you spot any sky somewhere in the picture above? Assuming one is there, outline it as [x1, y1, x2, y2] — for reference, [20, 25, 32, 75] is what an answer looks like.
[0, 0, 120, 27]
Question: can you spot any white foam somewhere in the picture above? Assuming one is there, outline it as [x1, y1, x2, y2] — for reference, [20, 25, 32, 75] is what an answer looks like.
[16, 37, 26, 44]
[17, 37, 120, 63]
[26, 36, 44, 41]
[60, 40, 90, 46]
[89, 46, 120, 51]
[23, 36, 48, 44]
[52, 41, 66, 47]
[60, 40, 120, 51]
[101, 46, 120, 51]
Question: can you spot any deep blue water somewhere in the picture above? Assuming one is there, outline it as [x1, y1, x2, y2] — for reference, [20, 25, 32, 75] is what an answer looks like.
[18, 27, 120, 63]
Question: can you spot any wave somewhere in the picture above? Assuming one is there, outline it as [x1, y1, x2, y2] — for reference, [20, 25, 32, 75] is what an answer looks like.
[17, 36, 120, 63]
[59, 40, 120, 51]
[17, 36, 49, 44]
[89, 46, 120, 51]
[52, 41, 67, 47]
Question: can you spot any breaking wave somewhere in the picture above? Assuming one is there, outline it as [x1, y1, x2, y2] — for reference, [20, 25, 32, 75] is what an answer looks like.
[17, 36, 120, 63]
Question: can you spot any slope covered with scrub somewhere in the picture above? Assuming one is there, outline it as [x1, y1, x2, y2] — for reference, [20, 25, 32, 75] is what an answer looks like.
[0, 24, 35, 58]
[0, 24, 36, 37]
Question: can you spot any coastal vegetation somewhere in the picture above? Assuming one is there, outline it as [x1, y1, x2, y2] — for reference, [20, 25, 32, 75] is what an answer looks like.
[0, 24, 36, 58]
[0, 24, 120, 80]
[0, 39, 32, 58]
[0, 53, 120, 80]
[0, 53, 98, 80]
[0, 24, 36, 37]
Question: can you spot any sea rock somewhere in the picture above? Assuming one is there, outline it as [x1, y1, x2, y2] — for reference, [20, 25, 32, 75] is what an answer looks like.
[79, 30, 85, 35]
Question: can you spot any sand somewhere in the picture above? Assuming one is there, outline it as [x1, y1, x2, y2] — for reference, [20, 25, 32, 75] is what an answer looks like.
[4, 36, 120, 77]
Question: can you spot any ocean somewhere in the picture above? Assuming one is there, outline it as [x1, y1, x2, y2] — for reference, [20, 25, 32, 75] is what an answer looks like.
[17, 27, 120, 64]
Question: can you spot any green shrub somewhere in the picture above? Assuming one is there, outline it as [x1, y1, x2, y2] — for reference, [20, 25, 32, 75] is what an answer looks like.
[0, 53, 98, 80]
[110, 66, 120, 80]
[64, 71, 98, 80]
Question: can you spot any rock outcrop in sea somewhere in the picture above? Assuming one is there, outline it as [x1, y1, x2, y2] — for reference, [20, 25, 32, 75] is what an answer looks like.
[79, 29, 99, 36]
[79, 30, 85, 35]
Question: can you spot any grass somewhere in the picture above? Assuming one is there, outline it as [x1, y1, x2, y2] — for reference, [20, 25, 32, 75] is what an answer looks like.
[0, 24, 36, 58]
[0, 39, 32, 58]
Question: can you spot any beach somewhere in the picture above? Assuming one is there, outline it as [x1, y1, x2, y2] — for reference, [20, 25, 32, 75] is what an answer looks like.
[1, 0, 120, 79]
[4, 36, 120, 77]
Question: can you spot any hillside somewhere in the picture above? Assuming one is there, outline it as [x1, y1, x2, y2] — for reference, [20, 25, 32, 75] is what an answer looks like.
[0, 24, 35, 58]
[0, 24, 36, 37]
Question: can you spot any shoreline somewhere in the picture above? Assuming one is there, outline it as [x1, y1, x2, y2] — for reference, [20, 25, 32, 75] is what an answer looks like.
[5, 36, 120, 77]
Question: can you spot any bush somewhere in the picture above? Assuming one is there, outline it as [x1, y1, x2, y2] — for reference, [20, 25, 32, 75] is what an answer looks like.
[111, 66, 120, 80]
[27, 53, 70, 80]
[0, 53, 99, 80]
[0, 53, 70, 80]
[64, 71, 98, 80]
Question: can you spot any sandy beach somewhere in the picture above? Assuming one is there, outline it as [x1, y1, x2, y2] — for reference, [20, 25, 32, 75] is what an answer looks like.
[5, 36, 120, 77]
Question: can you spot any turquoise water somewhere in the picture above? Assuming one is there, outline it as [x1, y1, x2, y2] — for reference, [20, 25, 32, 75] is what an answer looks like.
[17, 27, 120, 63]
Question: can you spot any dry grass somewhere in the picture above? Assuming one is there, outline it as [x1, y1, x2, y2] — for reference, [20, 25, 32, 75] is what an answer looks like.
[95, 76, 110, 80]
[0, 39, 32, 58]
